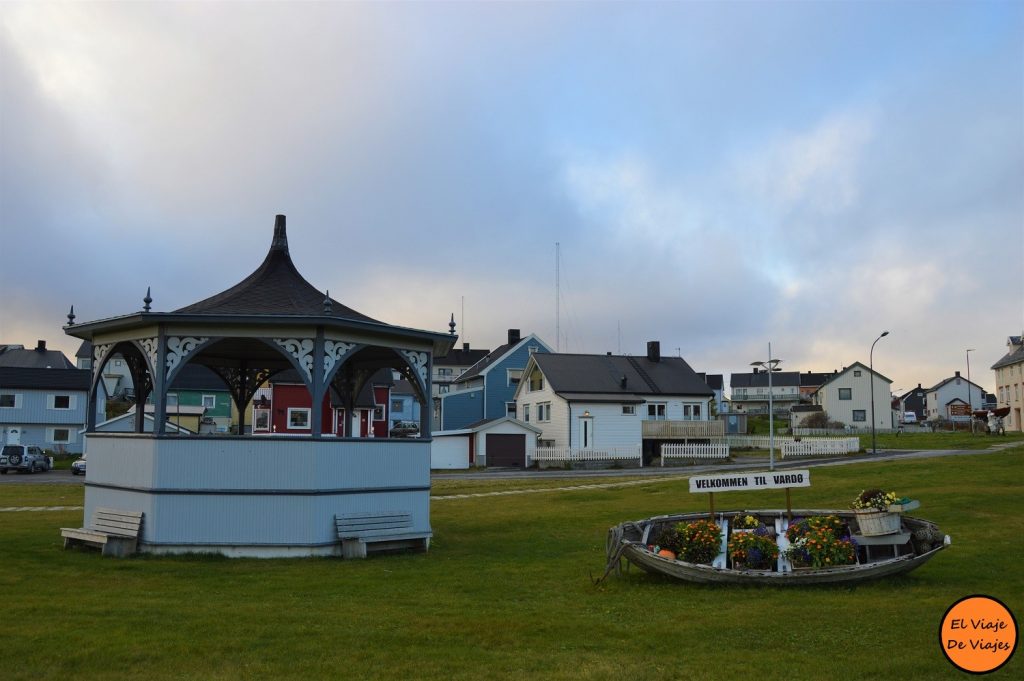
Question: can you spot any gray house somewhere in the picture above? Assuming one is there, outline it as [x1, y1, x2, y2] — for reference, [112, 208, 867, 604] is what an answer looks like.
[0, 342, 97, 453]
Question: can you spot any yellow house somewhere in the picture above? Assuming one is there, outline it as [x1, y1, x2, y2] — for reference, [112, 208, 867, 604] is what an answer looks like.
[991, 335, 1024, 432]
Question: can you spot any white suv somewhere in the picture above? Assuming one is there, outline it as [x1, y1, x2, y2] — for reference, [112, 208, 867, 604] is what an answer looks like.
[0, 445, 52, 474]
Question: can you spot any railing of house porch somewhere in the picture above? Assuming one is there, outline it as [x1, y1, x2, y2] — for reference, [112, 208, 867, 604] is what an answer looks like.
[641, 420, 725, 439]
[660, 442, 730, 465]
[531, 446, 642, 466]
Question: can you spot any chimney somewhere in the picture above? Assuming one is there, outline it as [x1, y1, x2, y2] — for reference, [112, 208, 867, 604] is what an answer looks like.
[607, 351, 612, 356]
[955, 370, 961, 377]
[508, 329, 521, 345]
[463, 342, 470, 351]
[35, 340, 46, 352]
[646, 341, 660, 362]
[753, 367, 759, 374]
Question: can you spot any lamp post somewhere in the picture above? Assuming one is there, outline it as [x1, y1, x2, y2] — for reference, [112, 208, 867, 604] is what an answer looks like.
[966, 348, 975, 434]
[870, 331, 889, 455]
[751, 343, 782, 471]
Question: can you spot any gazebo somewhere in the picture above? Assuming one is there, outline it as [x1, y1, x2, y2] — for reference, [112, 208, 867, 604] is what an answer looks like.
[65, 215, 455, 557]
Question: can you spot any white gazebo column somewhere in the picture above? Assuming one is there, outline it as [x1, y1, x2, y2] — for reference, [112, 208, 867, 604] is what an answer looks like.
[310, 329, 326, 437]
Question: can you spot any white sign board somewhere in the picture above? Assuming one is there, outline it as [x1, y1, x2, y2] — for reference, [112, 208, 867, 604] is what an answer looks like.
[689, 469, 811, 494]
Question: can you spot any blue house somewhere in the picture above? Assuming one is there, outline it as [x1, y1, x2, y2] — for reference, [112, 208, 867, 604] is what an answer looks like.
[438, 329, 551, 430]
[0, 341, 99, 453]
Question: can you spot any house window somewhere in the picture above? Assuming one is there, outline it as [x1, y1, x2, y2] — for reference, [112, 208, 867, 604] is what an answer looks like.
[522, 404, 530, 422]
[529, 370, 544, 392]
[50, 428, 71, 443]
[391, 399, 403, 413]
[683, 404, 702, 420]
[622, 405, 635, 415]
[646, 403, 667, 420]
[202, 394, 216, 409]
[852, 410, 866, 422]
[838, 388, 852, 400]
[167, 394, 179, 406]
[287, 408, 310, 429]
[528, 345, 539, 355]
[437, 368, 452, 377]
[854, 370, 862, 377]
[506, 402, 516, 417]
[114, 359, 123, 367]
[253, 408, 271, 432]
[0, 394, 17, 408]
[51, 395, 71, 409]
[373, 405, 385, 421]
[439, 385, 450, 394]
[507, 369, 523, 387]
[537, 402, 551, 422]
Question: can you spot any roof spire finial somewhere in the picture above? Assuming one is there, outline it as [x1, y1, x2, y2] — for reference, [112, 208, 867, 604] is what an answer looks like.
[449, 313, 456, 335]
[323, 290, 333, 314]
[272, 214, 288, 251]
[143, 286, 152, 312]
[67, 305, 75, 326]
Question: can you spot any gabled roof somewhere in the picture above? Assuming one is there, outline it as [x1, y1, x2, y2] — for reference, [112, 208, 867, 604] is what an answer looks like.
[927, 375, 984, 393]
[269, 367, 391, 408]
[730, 371, 801, 388]
[0, 367, 90, 391]
[799, 372, 832, 387]
[434, 416, 542, 436]
[814, 362, 892, 394]
[696, 373, 723, 391]
[454, 333, 549, 384]
[530, 353, 713, 398]
[0, 344, 75, 369]
[991, 337, 1024, 370]
[87, 412, 193, 434]
[435, 345, 490, 369]
[168, 364, 230, 391]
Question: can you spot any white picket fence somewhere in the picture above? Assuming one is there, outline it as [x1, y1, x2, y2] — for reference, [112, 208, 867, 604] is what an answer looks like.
[781, 438, 861, 458]
[531, 446, 643, 466]
[793, 427, 873, 436]
[723, 435, 795, 449]
[660, 442, 730, 465]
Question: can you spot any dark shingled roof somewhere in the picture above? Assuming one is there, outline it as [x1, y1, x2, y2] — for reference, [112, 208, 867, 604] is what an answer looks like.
[168, 364, 230, 391]
[991, 337, 1024, 370]
[0, 367, 90, 390]
[435, 346, 490, 368]
[175, 215, 378, 321]
[799, 372, 831, 387]
[730, 371, 801, 388]
[454, 340, 520, 384]
[0, 343, 75, 369]
[533, 353, 713, 397]
[696, 373, 723, 391]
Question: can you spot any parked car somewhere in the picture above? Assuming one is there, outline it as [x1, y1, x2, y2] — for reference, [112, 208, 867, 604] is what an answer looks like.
[71, 454, 87, 476]
[903, 412, 918, 424]
[389, 420, 420, 438]
[0, 444, 52, 474]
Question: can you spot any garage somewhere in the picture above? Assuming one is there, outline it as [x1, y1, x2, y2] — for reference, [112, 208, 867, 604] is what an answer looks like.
[485, 433, 526, 467]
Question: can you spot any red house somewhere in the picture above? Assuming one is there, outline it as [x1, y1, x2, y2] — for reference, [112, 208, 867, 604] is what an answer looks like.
[253, 369, 393, 437]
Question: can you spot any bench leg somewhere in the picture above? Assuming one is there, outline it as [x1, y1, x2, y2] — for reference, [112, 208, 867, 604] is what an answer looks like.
[341, 539, 367, 560]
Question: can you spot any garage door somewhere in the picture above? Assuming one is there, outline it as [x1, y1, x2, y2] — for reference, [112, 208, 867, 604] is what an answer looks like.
[486, 433, 526, 468]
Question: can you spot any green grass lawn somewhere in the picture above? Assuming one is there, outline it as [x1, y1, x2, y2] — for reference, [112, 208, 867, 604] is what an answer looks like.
[3, 448, 1022, 680]
[860, 431, 1024, 451]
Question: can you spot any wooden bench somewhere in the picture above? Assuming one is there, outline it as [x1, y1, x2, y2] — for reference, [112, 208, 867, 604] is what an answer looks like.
[334, 512, 429, 559]
[61, 508, 144, 557]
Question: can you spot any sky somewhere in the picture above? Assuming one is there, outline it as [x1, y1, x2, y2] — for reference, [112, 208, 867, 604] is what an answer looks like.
[1, 1, 1022, 395]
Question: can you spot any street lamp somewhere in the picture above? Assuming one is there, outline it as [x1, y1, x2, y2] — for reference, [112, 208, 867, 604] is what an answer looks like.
[966, 349, 975, 433]
[751, 342, 783, 471]
[870, 331, 889, 455]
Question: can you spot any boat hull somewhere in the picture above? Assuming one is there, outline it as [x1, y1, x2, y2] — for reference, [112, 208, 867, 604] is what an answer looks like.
[608, 509, 948, 586]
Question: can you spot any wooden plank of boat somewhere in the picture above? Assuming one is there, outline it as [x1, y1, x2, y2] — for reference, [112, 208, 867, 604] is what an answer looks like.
[606, 509, 949, 586]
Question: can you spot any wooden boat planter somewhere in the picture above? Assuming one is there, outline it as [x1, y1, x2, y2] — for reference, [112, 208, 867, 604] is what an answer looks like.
[602, 469, 950, 586]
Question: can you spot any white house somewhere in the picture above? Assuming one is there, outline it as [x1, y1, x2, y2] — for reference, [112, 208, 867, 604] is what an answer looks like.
[812, 362, 893, 431]
[925, 371, 986, 423]
[513, 342, 714, 451]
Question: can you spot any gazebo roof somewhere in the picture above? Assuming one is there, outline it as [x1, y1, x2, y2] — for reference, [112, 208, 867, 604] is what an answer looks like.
[65, 215, 455, 355]
[176, 215, 376, 321]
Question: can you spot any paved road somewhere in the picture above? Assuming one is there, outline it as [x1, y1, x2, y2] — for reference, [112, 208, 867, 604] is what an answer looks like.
[1, 442, 1017, 488]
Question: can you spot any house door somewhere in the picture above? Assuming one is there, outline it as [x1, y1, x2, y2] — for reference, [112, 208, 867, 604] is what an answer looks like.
[4, 427, 21, 445]
[334, 408, 346, 437]
[359, 410, 370, 437]
[579, 416, 594, 449]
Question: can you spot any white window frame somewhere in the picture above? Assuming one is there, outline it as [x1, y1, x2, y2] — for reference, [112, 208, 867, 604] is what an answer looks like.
[253, 408, 271, 433]
[507, 368, 523, 387]
[373, 405, 385, 422]
[47, 427, 73, 444]
[49, 394, 74, 410]
[506, 402, 516, 417]
[201, 394, 216, 409]
[287, 408, 311, 430]
[537, 402, 551, 422]
[0, 393, 21, 409]
[622, 405, 635, 415]
[167, 393, 179, 406]
[838, 388, 852, 400]
[522, 403, 530, 422]
[391, 399, 403, 413]
[852, 410, 866, 422]
[646, 402, 667, 420]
